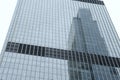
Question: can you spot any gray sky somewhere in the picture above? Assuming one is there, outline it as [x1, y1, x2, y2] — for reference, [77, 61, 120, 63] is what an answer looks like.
[0, 0, 120, 53]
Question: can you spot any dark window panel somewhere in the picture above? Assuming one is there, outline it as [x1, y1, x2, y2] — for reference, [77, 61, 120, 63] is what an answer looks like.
[105, 56, 112, 66]
[30, 45, 34, 55]
[6, 42, 11, 51]
[83, 52, 88, 63]
[65, 51, 68, 60]
[38, 46, 42, 56]
[112, 58, 119, 67]
[18, 44, 22, 53]
[97, 55, 102, 65]
[26, 45, 30, 54]
[79, 53, 84, 62]
[117, 58, 120, 67]
[34, 46, 38, 55]
[88, 54, 93, 64]
[22, 44, 26, 54]
[41, 47, 45, 56]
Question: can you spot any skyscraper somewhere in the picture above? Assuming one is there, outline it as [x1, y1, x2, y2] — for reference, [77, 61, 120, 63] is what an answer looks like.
[0, 0, 120, 80]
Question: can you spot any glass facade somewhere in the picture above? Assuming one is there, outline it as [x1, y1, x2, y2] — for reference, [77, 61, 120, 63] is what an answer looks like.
[0, 0, 120, 80]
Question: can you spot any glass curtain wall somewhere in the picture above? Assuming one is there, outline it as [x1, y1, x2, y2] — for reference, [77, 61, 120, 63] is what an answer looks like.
[0, 0, 120, 80]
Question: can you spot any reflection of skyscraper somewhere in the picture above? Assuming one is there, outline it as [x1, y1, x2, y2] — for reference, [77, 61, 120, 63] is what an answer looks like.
[0, 0, 120, 80]
[69, 9, 108, 55]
